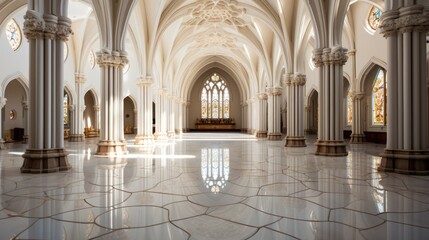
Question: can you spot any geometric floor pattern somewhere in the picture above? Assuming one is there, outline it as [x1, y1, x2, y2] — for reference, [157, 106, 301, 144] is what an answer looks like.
[1, 133, 429, 239]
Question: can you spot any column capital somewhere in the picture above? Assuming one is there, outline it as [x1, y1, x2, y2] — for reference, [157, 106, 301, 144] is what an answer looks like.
[348, 49, 356, 56]
[96, 51, 129, 67]
[380, 6, 429, 37]
[23, 11, 45, 40]
[267, 87, 283, 96]
[0, 97, 7, 108]
[23, 11, 73, 41]
[93, 105, 100, 111]
[292, 74, 306, 86]
[350, 91, 365, 101]
[22, 100, 29, 109]
[329, 46, 349, 65]
[137, 76, 153, 86]
[257, 93, 268, 101]
[75, 73, 86, 84]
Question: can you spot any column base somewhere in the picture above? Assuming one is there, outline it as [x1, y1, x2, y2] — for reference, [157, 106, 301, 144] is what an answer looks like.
[135, 135, 154, 145]
[22, 135, 28, 144]
[21, 148, 70, 173]
[167, 131, 175, 138]
[0, 139, 5, 150]
[379, 149, 429, 175]
[154, 132, 168, 140]
[350, 134, 365, 144]
[267, 133, 282, 141]
[315, 140, 348, 156]
[256, 131, 267, 138]
[95, 140, 128, 156]
[285, 136, 306, 147]
[69, 134, 85, 142]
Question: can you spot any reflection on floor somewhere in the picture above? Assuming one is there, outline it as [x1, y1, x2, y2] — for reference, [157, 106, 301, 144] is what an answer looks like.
[1, 133, 429, 239]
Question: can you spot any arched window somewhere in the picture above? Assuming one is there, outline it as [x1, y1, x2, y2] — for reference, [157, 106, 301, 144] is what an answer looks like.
[5, 19, 22, 51]
[201, 73, 230, 119]
[372, 69, 387, 125]
[64, 93, 69, 125]
[368, 6, 382, 30]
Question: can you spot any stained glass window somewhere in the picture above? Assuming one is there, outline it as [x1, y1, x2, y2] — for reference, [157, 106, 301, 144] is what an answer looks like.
[372, 69, 386, 125]
[347, 93, 353, 126]
[64, 93, 69, 125]
[201, 73, 230, 119]
[368, 6, 382, 30]
[5, 19, 22, 51]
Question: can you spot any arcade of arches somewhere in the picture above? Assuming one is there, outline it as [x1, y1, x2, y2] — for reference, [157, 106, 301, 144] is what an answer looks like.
[0, 0, 429, 239]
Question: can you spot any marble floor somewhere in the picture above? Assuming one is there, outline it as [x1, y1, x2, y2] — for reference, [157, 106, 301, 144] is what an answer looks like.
[1, 133, 429, 240]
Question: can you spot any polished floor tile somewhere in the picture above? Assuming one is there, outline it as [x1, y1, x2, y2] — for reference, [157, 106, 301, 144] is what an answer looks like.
[1, 133, 429, 239]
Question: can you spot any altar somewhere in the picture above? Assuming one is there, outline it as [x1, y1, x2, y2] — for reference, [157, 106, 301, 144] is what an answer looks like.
[195, 118, 235, 130]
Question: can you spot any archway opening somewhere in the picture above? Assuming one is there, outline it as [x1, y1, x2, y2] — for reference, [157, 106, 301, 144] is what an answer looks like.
[83, 90, 97, 138]
[123, 96, 135, 134]
[3, 79, 26, 142]
[307, 90, 318, 135]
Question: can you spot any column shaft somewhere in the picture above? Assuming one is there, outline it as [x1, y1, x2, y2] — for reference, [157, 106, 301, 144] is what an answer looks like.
[285, 74, 306, 147]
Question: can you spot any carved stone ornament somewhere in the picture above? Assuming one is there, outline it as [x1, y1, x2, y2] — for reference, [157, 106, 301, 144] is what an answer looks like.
[138, 76, 153, 86]
[329, 47, 348, 65]
[186, 0, 247, 27]
[380, 6, 429, 37]
[0, 97, 7, 108]
[267, 87, 282, 96]
[312, 48, 324, 68]
[194, 31, 238, 48]
[96, 52, 129, 67]
[57, 17, 73, 41]
[292, 74, 306, 86]
[257, 93, 268, 101]
[23, 11, 45, 40]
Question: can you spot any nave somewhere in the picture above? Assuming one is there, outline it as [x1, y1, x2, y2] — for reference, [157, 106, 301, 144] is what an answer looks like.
[1, 133, 429, 239]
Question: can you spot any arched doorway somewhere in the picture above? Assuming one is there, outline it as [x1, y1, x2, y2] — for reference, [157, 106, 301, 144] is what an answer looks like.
[3, 79, 27, 142]
[63, 89, 72, 139]
[307, 90, 318, 135]
[123, 96, 136, 134]
[152, 102, 156, 133]
[84, 90, 97, 138]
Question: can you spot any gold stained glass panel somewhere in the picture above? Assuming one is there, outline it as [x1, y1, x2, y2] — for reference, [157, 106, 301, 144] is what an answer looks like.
[372, 69, 386, 125]
[347, 94, 353, 126]
[64, 93, 69, 125]
[201, 73, 230, 119]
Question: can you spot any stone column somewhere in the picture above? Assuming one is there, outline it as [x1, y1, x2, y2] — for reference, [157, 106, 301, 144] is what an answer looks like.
[22, 100, 29, 144]
[241, 102, 248, 132]
[267, 87, 282, 140]
[312, 46, 349, 156]
[135, 77, 154, 145]
[378, 3, 429, 174]
[21, 6, 72, 173]
[95, 52, 128, 156]
[247, 99, 253, 134]
[185, 101, 190, 132]
[350, 92, 366, 143]
[285, 74, 307, 147]
[69, 73, 85, 142]
[154, 89, 168, 140]
[304, 105, 311, 135]
[167, 95, 175, 138]
[178, 100, 185, 134]
[256, 93, 268, 138]
[0, 97, 6, 149]
[93, 105, 100, 137]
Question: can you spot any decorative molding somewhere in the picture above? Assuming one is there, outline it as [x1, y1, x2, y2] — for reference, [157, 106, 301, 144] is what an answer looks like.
[380, 6, 429, 37]
[257, 93, 268, 101]
[96, 52, 129, 68]
[266, 87, 282, 96]
[186, 0, 247, 27]
[137, 76, 153, 86]
[194, 31, 238, 49]
[75, 73, 86, 84]
[312, 47, 348, 67]
[292, 74, 306, 86]
[23, 11, 72, 41]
